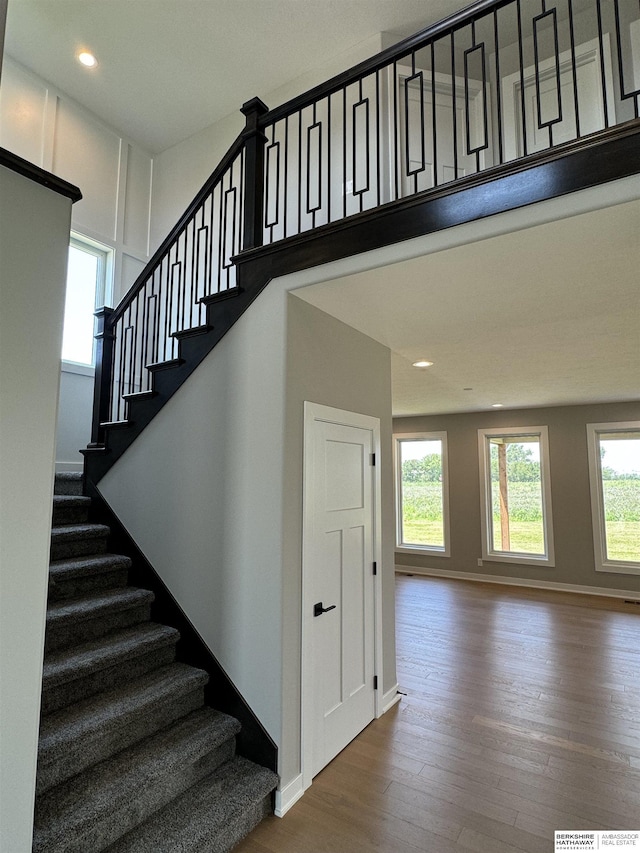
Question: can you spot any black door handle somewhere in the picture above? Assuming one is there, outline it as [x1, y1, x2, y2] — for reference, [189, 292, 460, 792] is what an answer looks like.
[314, 602, 337, 617]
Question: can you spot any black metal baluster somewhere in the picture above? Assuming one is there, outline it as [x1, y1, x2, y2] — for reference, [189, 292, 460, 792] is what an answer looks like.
[375, 70, 381, 207]
[451, 30, 459, 179]
[596, 0, 610, 128]
[516, 0, 528, 157]
[431, 40, 438, 186]
[567, 0, 581, 140]
[342, 88, 348, 218]
[494, 8, 504, 165]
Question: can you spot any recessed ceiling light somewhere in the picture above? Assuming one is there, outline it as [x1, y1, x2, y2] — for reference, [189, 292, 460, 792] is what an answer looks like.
[492, 403, 504, 408]
[412, 360, 434, 368]
[77, 51, 98, 68]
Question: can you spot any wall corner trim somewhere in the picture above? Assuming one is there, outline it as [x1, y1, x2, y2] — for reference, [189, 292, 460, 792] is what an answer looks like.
[274, 773, 305, 817]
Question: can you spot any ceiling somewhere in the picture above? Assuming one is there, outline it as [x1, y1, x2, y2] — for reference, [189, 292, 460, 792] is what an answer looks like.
[294, 196, 640, 417]
[3, 0, 468, 154]
[4, 0, 639, 417]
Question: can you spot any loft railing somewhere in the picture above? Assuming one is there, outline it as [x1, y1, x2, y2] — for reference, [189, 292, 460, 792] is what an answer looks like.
[92, 0, 640, 444]
[258, 0, 639, 243]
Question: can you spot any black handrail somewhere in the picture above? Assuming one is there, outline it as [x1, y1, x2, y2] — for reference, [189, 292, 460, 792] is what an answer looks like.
[261, 0, 513, 126]
[111, 131, 246, 324]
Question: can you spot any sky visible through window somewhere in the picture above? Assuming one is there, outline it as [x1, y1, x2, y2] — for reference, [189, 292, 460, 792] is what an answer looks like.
[62, 245, 99, 365]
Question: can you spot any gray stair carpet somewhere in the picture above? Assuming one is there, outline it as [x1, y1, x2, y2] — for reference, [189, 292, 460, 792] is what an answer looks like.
[34, 475, 278, 853]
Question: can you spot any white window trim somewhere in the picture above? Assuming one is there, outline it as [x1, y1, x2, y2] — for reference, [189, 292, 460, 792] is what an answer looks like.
[61, 233, 113, 370]
[587, 421, 640, 576]
[61, 360, 95, 377]
[478, 425, 555, 567]
[394, 431, 451, 557]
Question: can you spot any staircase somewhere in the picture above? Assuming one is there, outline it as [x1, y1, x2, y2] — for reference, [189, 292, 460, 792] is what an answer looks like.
[33, 472, 278, 853]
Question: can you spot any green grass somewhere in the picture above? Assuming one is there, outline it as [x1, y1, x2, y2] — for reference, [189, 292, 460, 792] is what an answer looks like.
[401, 519, 444, 548]
[400, 479, 640, 562]
[490, 521, 545, 554]
[605, 521, 640, 562]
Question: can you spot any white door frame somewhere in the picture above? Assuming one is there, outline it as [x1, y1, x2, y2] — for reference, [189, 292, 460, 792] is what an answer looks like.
[301, 401, 383, 794]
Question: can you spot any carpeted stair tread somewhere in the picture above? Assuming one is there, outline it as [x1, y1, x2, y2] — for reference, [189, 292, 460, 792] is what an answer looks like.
[33, 707, 242, 853]
[48, 553, 131, 600]
[45, 587, 155, 652]
[50, 522, 111, 560]
[53, 472, 83, 496]
[52, 494, 92, 524]
[37, 662, 210, 794]
[41, 623, 179, 714]
[104, 756, 279, 853]
[50, 522, 111, 542]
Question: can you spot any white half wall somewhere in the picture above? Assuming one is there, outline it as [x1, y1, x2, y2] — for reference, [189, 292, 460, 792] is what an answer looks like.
[0, 164, 73, 853]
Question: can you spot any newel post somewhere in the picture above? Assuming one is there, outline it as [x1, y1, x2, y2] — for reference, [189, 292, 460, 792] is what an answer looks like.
[89, 306, 115, 447]
[240, 96, 269, 253]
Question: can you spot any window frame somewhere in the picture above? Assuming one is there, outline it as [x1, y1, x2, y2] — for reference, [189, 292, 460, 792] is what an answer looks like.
[478, 425, 555, 567]
[394, 431, 451, 557]
[586, 421, 640, 576]
[61, 233, 113, 373]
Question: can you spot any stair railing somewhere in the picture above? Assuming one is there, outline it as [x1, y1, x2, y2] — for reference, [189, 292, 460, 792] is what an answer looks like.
[91, 0, 639, 447]
[256, 0, 639, 246]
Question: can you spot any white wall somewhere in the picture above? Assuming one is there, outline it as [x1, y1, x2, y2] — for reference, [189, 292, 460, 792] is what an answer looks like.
[0, 164, 74, 853]
[0, 55, 154, 466]
[0, 0, 6, 85]
[99, 267, 396, 798]
[149, 33, 386, 249]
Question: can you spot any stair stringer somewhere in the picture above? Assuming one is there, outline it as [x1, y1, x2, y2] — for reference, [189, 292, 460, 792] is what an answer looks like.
[84, 485, 278, 773]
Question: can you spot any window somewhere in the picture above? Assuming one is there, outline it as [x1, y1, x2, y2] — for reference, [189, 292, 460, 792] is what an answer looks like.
[478, 426, 554, 566]
[394, 432, 450, 555]
[587, 422, 640, 575]
[62, 235, 110, 368]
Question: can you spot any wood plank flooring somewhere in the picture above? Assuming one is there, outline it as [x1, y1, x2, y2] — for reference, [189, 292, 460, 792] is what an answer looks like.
[233, 574, 640, 853]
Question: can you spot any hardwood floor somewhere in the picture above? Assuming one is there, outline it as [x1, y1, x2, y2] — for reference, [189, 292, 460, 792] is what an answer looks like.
[234, 574, 640, 852]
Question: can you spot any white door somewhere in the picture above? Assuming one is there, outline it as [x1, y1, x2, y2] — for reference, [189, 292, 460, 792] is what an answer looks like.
[399, 68, 490, 196]
[502, 36, 616, 161]
[303, 404, 378, 782]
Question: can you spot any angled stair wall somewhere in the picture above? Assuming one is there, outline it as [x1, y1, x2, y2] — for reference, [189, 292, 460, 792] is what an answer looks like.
[34, 472, 277, 853]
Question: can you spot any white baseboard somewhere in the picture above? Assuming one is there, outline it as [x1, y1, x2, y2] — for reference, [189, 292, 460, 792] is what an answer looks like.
[395, 564, 640, 601]
[274, 772, 305, 818]
[55, 462, 84, 474]
[380, 683, 402, 715]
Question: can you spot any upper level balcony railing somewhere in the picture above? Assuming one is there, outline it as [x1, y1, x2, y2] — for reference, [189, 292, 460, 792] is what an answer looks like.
[96, 0, 639, 431]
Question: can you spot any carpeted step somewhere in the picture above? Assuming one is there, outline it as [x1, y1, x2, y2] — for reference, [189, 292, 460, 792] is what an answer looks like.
[33, 707, 241, 853]
[50, 523, 110, 561]
[45, 588, 155, 653]
[53, 494, 92, 525]
[41, 623, 179, 715]
[54, 472, 83, 496]
[48, 553, 131, 601]
[37, 663, 210, 795]
[104, 756, 278, 853]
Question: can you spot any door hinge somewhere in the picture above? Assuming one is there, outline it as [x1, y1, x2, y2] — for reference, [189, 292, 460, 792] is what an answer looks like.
[372, 561, 377, 575]
[370, 452, 376, 466]
[373, 675, 378, 690]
